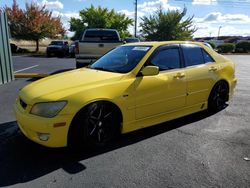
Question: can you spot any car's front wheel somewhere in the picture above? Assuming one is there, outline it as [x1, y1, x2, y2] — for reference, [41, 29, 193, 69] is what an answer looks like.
[208, 81, 229, 112]
[68, 102, 121, 148]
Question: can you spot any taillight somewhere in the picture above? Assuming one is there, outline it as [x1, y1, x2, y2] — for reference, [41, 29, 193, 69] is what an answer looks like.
[75, 42, 79, 54]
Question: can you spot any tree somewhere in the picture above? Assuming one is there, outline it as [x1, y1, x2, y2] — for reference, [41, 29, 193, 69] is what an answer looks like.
[5, 0, 65, 52]
[69, 5, 133, 40]
[140, 7, 196, 41]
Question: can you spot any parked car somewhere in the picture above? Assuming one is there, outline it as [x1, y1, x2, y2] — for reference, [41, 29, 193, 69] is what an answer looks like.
[15, 41, 237, 148]
[124, 37, 140, 43]
[69, 41, 77, 57]
[203, 42, 213, 49]
[10, 43, 18, 53]
[75, 28, 123, 68]
[46, 40, 69, 57]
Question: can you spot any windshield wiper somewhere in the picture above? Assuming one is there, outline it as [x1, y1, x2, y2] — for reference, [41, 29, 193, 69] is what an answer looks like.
[91, 67, 105, 71]
[90, 67, 118, 73]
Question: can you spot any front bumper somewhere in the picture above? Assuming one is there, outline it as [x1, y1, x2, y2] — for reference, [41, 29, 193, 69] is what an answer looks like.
[15, 99, 73, 148]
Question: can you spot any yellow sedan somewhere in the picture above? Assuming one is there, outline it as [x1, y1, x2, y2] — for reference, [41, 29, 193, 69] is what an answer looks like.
[15, 41, 237, 148]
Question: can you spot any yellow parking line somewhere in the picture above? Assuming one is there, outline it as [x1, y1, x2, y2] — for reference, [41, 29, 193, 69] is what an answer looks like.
[14, 73, 49, 78]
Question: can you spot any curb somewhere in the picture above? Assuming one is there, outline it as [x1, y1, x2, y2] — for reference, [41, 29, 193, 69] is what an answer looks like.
[14, 73, 49, 78]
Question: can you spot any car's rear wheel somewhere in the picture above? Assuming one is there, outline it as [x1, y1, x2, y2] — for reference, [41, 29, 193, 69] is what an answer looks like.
[68, 101, 121, 148]
[208, 81, 229, 112]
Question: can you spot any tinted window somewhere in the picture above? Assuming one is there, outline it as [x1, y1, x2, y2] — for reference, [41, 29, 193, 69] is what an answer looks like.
[125, 38, 140, 43]
[202, 49, 214, 63]
[150, 48, 180, 71]
[182, 44, 204, 66]
[50, 41, 64, 45]
[84, 30, 119, 42]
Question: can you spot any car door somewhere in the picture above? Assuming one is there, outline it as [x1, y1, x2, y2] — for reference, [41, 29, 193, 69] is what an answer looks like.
[181, 44, 218, 106]
[134, 45, 187, 120]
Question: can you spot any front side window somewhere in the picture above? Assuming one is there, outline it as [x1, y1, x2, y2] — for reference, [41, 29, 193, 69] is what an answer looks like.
[150, 48, 181, 71]
[182, 44, 204, 67]
[90, 46, 151, 73]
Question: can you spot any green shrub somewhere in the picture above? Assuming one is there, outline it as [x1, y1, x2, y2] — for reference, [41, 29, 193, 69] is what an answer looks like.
[235, 41, 250, 53]
[217, 43, 235, 53]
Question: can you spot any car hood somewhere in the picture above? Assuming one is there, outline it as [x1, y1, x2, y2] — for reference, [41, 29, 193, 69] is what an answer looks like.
[20, 68, 124, 104]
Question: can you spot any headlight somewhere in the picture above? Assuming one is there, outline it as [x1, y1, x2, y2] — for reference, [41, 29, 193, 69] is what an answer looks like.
[30, 101, 67, 118]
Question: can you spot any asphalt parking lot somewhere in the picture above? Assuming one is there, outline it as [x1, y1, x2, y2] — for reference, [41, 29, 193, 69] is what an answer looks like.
[0, 55, 249, 187]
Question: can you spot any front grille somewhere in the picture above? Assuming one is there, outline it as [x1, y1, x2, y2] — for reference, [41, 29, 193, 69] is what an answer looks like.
[20, 99, 27, 109]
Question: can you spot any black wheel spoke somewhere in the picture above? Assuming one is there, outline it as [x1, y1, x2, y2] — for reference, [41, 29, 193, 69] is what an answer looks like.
[97, 129, 105, 143]
[89, 118, 96, 124]
[90, 124, 97, 135]
[89, 103, 98, 115]
[104, 111, 112, 119]
[97, 105, 103, 119]
[90, 115, 98, 120]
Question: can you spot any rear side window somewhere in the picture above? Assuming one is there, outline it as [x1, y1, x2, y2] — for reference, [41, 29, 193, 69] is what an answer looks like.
[84, 30, 119, 42]
[150, 48, 180, 71]
[182, 44, 204, 66]
[202, 49, 215, 63]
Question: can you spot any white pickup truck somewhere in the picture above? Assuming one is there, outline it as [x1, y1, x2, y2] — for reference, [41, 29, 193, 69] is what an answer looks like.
[75, 28, 123, 68]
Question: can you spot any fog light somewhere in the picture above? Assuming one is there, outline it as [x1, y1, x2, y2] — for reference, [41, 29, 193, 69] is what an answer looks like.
[37, 133, 50, 141]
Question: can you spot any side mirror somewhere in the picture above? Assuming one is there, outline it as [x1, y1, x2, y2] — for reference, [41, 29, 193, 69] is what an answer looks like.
[141, 66, 159, 76]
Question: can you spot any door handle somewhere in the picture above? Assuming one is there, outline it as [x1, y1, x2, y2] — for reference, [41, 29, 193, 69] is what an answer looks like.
[173, 72, 185, 79]
[209, 66, 218, 72]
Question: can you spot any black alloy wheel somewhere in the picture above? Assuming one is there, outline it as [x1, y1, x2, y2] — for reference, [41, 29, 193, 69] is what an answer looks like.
[208, 81, 229, 112]
[68, 101, 120, 148]
[85, 102, 119, 146]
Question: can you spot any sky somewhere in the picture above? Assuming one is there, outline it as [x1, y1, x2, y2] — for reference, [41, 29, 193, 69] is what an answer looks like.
[1, 0, 250, 38]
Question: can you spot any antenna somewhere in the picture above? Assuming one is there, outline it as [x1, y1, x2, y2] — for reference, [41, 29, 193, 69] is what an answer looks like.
[134, 0, 137, 37]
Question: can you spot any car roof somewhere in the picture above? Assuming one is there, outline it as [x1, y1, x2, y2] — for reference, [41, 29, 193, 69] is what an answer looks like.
[123, 41, 205, 48]
[85, 28, 117, 31]
[51, 40, 67, 42]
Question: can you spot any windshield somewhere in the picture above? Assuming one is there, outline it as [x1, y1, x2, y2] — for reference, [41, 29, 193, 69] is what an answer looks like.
[90, 46, 151, 73]
[125, 38, 140, 43]
[50, 41, 64, 45]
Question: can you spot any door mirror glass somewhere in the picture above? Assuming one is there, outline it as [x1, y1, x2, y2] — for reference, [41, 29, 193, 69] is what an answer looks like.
[141, 66, 159, 76]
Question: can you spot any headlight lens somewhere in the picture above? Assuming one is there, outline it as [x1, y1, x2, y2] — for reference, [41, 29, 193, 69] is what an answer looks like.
[30, 101, 67, 118]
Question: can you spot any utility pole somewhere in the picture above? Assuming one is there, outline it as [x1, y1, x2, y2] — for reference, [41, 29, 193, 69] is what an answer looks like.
[217, 26, 222, 40]
[134, 0, 137, 37]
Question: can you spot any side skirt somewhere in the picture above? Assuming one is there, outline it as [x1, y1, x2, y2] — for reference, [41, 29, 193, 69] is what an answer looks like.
[121, 102, 208, 134]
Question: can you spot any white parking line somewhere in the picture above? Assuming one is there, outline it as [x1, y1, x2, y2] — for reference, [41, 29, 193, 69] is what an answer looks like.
[14, 65, 39, 73]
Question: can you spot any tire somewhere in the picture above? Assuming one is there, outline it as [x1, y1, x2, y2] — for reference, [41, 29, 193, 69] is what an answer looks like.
[76, 62, 82, 69]
[68, 102, 121, 148]
[208, 81, 229, 112]
[76, 62, 88, 69]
